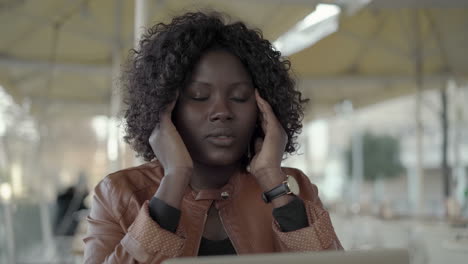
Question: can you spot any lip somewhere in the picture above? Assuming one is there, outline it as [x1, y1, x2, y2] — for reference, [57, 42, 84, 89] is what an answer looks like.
[206, 128, 235, 147]
[206, 128, 234, 138]
[206, 136, 235, 147]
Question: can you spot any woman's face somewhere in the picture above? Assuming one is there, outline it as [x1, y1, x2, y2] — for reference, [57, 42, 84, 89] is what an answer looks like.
[173, 50, 258, 167]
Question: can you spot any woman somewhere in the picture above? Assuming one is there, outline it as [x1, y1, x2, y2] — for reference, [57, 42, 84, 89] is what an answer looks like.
[84, 11, 342, 264]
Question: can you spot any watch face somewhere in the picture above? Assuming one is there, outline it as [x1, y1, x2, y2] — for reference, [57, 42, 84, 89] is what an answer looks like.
[286, 175, 300, 195]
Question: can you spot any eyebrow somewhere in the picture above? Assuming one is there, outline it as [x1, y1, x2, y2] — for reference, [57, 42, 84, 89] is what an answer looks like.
[190, 80, 252, 86]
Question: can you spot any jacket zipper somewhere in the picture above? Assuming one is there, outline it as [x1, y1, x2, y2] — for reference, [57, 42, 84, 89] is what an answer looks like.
[219, 207, 240, 254]
[195, 204, 209, 255]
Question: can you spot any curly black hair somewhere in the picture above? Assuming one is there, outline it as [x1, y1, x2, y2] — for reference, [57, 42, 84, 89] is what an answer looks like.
[122, 11, 309, 162]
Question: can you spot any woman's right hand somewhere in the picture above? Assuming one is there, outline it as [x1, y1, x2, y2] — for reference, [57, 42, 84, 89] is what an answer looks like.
[149, 96, 193, 175]
[149, 96, 193, 208]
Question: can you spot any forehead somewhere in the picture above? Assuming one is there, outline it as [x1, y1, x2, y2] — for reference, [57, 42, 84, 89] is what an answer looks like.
[191, 50, 252, 83]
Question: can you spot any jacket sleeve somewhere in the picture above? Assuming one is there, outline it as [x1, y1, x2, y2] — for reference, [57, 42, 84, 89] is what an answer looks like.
[83, 178, 185, 264]
[272, 196, 308, 232]
[149, 197, 181, 233]
[272, 169, 343, 252]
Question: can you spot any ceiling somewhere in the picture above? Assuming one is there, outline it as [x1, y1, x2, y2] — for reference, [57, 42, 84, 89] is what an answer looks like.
[1, 0, 467, 121]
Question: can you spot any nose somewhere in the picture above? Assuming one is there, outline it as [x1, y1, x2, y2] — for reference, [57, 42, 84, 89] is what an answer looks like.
[209, 97, 233, 122]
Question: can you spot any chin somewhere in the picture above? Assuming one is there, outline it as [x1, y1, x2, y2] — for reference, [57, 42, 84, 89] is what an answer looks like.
[199, 150, 245, 167]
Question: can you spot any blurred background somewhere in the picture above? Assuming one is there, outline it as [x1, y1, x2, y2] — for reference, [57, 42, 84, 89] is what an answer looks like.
[1, 0, 467, 263]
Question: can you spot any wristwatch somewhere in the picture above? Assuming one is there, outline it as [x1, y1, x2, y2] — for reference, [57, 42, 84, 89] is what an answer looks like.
[261, 175, 300, 203]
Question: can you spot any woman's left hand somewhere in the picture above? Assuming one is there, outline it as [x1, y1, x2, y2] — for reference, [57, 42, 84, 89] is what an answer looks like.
[250, 90, 288, 191]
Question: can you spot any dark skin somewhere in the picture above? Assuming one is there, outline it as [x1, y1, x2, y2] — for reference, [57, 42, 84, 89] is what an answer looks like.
[149, 50, 293, 240]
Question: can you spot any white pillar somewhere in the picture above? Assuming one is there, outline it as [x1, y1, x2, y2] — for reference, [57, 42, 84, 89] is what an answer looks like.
[414, 88, 424, 215]
[36, 125, 54, 260]
[342, 100, 363, 208]
[352, 129, 364, 206]
[1, 183, 15, 264]
[452, 80, 468, 206]
[107, 0, 123, 173]
[412, 11, 424, 216]
[134, 0, 150, 49]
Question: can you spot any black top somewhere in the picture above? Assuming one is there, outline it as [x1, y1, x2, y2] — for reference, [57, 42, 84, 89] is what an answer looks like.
[149, 196, 308, 256]
[198, 237, 237, 256]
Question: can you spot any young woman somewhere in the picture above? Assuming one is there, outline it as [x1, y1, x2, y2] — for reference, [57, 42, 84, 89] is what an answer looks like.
[84, 11, 342, 264]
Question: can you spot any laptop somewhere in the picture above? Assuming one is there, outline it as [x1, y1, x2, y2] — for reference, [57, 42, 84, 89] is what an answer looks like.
[162, 248, 410, 264]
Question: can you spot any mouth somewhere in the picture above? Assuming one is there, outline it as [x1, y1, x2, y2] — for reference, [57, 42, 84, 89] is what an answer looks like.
[206, 129, 235, 147]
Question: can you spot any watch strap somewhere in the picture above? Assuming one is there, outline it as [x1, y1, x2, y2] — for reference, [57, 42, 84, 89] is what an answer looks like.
[262, 181, 290, 203]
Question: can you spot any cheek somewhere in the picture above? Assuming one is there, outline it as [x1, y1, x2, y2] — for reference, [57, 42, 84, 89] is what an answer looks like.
[235, 102, 258, 133]
[247, 103, 259, 125]
[173, 103, 204, 130]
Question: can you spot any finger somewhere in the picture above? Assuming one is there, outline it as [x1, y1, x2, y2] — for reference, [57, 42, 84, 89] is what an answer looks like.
[166, 99, 177, 113]
[255, 89, 276, 123]
[258, 112, 267, 132]
[254, 137, 263, 154]
[255, 89, 273, 112]
[149, 123, 162, 151]
[255, 90, 267, 129]
[255, 89, 265, 114]
[160, 92, 179, 122]
[164, 91, 179, 113]
[256, 90, 280, 134]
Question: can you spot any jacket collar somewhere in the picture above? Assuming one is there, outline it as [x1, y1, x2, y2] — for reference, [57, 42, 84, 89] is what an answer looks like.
[187, 168, 243, 202]
[150, 160, 248, 205]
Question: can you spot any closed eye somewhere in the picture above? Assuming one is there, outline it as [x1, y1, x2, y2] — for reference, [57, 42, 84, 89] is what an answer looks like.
[191, 96, 209, 101]
[230, 97, 248, 102]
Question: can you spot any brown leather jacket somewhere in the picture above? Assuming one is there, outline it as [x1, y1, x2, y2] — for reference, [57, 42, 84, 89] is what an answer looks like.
[84, 161, 343, 263]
